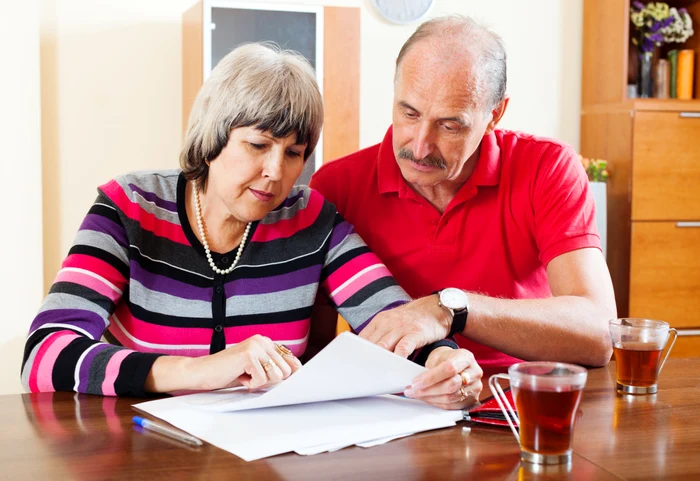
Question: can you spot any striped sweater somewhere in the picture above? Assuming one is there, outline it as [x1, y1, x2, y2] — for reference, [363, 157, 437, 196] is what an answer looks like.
[22, 170, 412, 396]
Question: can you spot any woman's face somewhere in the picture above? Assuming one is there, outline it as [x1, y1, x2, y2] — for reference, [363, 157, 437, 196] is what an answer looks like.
[206, 126, 307, 223]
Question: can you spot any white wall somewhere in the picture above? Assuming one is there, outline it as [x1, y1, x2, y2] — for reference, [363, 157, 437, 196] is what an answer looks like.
[359, 0, 583, 149]
[0, 1, 44, 395]
[3, 0, 582, 395]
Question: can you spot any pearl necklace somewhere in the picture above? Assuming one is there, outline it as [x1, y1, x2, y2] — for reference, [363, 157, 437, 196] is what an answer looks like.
[193, 184, 251, 276]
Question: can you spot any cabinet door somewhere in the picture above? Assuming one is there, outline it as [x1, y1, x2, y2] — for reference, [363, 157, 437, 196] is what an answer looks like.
[632, 111, 700, 220]
[629, 222, 700, 328]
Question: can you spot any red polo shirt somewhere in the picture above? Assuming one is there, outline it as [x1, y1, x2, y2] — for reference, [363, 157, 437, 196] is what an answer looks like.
[310, 127, 601, 367]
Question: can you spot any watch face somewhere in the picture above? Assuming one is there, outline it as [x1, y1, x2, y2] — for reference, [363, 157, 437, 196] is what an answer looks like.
[440, 288, 468, 310]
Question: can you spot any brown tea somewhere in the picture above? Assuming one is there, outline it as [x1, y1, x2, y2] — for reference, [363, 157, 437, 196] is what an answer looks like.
[614, 343, 663, 387]
[514, 387, 583, 455]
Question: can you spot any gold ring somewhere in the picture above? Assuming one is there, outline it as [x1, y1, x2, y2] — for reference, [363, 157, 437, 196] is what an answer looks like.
[275, 343, 293, 357]
[261, 359, 276, 372]
[460, 371, 470, 387]
[459, 386, 469, 401]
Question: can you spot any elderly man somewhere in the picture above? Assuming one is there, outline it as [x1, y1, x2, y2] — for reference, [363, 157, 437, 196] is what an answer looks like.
[310, 16, 616, 371]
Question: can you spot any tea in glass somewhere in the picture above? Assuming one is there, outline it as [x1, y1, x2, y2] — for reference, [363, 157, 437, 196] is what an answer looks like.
[489, 362, 587, 465]
[609, 319, 677, 394]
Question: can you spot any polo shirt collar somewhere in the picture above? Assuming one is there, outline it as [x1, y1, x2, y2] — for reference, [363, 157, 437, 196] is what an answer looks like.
[377, 126, 401, 195]
[376, 126, 502, 196]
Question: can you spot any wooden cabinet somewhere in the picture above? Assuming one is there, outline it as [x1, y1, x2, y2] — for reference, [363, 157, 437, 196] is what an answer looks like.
[582, 0, 700, 357]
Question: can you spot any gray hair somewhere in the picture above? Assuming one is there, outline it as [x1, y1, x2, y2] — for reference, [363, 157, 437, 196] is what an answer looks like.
[396, 16, 507, 111]
[180, 42, 324, 189]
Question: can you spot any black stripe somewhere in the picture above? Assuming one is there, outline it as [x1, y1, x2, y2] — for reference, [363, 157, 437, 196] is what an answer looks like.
[128, 246, 214, 288]
[50, 282, 115, 314]
[113, 352, 164, 397]
[52, 337, 97, 391]
[321, 245, 372, 283]
[22, 326, 81, 371]
[340, 276, 398, 307]
[89, 202, 122, 225]
[68, 244, 129, 279]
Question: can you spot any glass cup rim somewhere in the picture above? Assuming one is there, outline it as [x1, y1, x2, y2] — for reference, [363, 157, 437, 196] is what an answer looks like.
[609, 318, 669, 330]
[508, 361, 588, 382]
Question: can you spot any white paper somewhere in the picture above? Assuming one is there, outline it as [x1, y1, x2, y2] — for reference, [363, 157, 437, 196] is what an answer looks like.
[186, 332, 427, 412]
[135, 394, 461, 461]
[133, 332, 462, 461]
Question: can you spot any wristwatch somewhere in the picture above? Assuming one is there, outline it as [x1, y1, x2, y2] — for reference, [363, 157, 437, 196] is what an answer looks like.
[437, 288, 469, 337]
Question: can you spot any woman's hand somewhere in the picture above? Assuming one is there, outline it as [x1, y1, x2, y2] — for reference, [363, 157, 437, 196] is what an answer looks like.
[403, 347, 483, 410]
[145, 335, 302, 393]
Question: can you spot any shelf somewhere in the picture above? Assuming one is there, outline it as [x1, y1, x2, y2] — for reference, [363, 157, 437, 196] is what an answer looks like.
[631, 98, 700, 111]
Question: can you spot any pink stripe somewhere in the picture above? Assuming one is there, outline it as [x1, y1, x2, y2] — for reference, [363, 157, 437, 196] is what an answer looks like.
[115, 304, 310, 345]
[55, 270, 120, 301]
[330, 265, 392, 306]
[101, 180, 188, 245]
[323, 253, 383, 293]
[33, 332, 80, 393]
[62, 253, 125, 288]
[252, 190, 324, 243]
[100, 350, 131, 396]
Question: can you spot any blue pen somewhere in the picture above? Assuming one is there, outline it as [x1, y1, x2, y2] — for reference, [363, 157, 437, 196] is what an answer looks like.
[133, 416, 203, 446]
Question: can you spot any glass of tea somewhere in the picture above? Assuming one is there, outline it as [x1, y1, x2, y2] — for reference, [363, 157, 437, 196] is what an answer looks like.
[489, 362, 587, 465]
[609, 318, 678, 394]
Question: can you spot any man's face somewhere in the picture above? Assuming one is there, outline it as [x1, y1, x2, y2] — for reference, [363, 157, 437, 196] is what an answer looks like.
[392, 46, 495, 189]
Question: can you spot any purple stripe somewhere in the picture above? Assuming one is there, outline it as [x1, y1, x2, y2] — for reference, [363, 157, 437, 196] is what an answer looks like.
[225, 264, 322, 296]
[30, 309, 107, 340]
[77, 343, 113, 391]
[274, 189, 305, 211]
[354, 300, 409, 333]
[128, 183, 178, 212]
[80, 214, 128, 247]
[329, 220, 354, 251]
[130, 261, 211, 301]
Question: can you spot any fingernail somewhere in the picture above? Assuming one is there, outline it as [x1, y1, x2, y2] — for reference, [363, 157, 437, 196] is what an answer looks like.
[404, 387, 415, 397]
[412, 379, 424, 390]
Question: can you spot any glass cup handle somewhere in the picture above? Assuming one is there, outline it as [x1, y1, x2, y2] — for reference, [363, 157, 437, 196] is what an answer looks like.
[488, 373, 520, 443]
[658, 328, 678, 375]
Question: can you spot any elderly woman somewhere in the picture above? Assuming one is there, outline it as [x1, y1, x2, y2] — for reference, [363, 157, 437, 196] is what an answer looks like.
[22, 43, 482, 409]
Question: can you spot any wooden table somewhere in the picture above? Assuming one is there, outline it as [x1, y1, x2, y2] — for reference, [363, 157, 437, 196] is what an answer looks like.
[2, 359, 699, 480]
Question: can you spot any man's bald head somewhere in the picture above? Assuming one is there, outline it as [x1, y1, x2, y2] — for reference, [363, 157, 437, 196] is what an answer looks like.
[395, 16, 507, 112]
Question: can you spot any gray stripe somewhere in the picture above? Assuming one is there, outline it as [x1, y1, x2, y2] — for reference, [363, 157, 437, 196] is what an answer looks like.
[21, 342, 44, 392]
[86, 345, 124, 395]
[73, 230, 129, 265]
[38, 293, 110, 324]
[338, 286, 411, 330]
[128, 279, 319, 317]
[116, 170, 180, 202]
[129, 279, 211, 318]
[225, 284, 319, 316]
[325, 232, 366, 264]
[114, 174, 180, 223]
[261, 187, 310, 224]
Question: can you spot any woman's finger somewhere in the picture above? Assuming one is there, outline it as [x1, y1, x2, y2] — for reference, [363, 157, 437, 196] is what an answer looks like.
[411, 358, 471, 392]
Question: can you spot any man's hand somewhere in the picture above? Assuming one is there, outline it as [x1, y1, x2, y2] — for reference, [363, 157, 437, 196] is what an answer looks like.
[359, 295, 452, 358]
[404, 347, 483, 410]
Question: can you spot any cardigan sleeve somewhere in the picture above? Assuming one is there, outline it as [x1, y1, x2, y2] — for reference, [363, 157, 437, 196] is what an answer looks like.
[21, 185, 163, 396]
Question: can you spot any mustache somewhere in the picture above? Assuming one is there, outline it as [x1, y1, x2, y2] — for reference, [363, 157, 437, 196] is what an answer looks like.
[398, 148, 447, 170]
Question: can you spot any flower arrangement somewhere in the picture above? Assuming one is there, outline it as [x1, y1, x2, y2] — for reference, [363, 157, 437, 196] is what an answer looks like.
[580, 156, 609, 183]
[630, 2, 694, 53]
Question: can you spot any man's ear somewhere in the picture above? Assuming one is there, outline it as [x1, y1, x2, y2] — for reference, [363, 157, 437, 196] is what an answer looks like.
[485, 96, 509, 134]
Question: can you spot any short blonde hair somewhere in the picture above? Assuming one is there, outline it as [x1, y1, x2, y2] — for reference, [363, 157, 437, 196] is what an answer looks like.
[180, 42, 324, 188]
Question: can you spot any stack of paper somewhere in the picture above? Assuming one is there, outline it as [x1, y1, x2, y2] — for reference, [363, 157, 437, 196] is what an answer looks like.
[134, 333, 463, 461]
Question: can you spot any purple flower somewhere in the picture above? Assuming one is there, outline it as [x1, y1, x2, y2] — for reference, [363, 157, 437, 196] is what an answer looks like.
[633, 1, 645, 10]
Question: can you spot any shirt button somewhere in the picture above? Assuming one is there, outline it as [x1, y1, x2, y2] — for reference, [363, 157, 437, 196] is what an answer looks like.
[214, 325, 223, 332]
[221, 256, 229, 264]
[215, 286, 223, 294]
